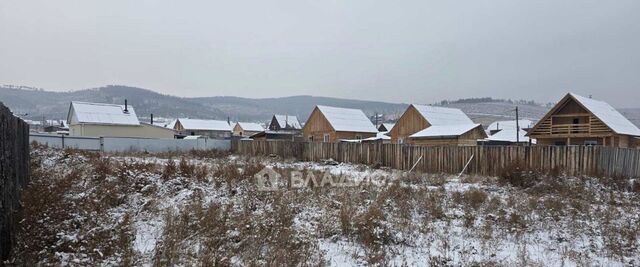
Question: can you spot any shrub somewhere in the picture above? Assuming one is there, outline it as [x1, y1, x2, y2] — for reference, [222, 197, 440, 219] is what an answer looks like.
[178, 158, 194, 178]
[161, 159, 177, 180]
[498, 161, 540, 188]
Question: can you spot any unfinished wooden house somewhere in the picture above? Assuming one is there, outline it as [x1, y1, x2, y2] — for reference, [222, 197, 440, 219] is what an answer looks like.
[527, 93, 640, 147]
[302, 105, 378, 142]
[389, 104, 485, 145]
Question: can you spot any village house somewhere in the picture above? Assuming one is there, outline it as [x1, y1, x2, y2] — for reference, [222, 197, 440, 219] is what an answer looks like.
[173, 118, 232, 139]
[389, 104, 486, 146]
[67, 101, 176, 138]
[302, 105, 378, 142]
[527, 93, 640, 148]
[268, 114, 302, 131]
[481, 120, 534, 145]
[233, 122, 265, 137]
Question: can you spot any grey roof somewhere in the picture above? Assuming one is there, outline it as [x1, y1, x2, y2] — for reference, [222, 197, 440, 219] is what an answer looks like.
[68, 101, 140, 126]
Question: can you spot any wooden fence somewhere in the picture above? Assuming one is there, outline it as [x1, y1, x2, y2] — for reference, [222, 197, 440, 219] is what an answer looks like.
[0, 102, 30, 260]
[233, 140, 640, 178]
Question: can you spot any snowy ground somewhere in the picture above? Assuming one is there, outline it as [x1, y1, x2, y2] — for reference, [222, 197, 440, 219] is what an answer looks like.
[7, 146, 640, 266]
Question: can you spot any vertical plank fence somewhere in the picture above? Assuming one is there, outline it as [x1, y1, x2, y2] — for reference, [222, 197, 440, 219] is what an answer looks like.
[233, 140, 640, 178]
[0, 102, 30, 260]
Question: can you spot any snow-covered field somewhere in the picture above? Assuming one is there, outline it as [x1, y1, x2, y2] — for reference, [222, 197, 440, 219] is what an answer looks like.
[8, 146, 640, 266]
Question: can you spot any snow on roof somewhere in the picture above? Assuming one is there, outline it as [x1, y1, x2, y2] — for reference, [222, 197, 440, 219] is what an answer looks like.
[177, 118, 231, 131]
[316, 105, 378, 133]
[487, 120, 534, 131]
[410, 124, 481, 139]
[362, 132, 391, 141]
[486, 128, 531, 143]
[165, 119, 177, 129]
[274, 115, 302, 129]
[412, 105, 474, 126]
[570, 93, 640, 136]
[237, 122, 264, 132]
[69, 101, 140, 126]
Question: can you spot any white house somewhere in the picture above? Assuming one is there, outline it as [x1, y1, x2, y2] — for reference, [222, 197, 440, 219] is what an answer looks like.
[67, 101, 176, 138]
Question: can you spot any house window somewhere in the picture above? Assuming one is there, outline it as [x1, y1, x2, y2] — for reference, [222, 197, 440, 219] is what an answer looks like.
[355, 135, 362, 140]
[584, 140, 598, 146]
[239, 131, 243, 136]
[323, 134, 330, 143]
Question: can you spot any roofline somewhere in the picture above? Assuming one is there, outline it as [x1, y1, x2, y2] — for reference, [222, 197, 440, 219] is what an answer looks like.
[409, 124, 485, 139]
[303, 106, 337, 132]
[70, 122, 142, 126]
[526, 93, 619, 136]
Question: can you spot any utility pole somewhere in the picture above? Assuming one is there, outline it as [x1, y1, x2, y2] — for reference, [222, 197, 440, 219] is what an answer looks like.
[374, 112, 379, 128]
[515, 106, 520, 144]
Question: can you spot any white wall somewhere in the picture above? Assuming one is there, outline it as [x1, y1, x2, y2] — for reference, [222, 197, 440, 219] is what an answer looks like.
[30, 134, 230, 152]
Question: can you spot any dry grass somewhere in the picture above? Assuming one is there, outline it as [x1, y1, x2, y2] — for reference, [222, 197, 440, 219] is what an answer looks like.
[10, 146, 640, 266]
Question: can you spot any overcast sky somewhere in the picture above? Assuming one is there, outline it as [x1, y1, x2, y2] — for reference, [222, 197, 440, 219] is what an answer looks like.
[1, 0, 639, 107]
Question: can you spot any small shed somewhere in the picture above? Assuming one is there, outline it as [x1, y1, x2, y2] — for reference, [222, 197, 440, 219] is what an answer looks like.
[302, 105, 377, 142]
[233, 122, 265, 137]
[527, 93, 640, 147]
[250, 130, 299, 141]
[409, 124, 487, 146]
[174, 118, 232, 139]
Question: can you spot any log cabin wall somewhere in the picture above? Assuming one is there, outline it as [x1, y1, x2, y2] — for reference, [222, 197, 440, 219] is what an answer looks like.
[389, 105, 430, 144]
[302, 107, 335, 142]
[409, 125, 485, 146]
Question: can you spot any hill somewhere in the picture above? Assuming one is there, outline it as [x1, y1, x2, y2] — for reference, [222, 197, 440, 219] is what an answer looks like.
[0, 85, 408, 124]
[4, 84, 635, 128]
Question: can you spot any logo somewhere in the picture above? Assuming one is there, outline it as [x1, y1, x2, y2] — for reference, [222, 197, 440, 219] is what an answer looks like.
[254, 167, 282, 191]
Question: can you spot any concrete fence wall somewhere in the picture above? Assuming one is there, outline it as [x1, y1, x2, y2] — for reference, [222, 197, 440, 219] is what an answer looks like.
[30, 133, 101, 150]
[0, 102, 30, 260]
[30, 133, 230, 152]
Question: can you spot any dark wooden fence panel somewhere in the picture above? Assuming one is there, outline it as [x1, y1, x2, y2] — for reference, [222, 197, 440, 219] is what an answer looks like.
[233, 140, 640, 178]
[0, 102, 30, 260]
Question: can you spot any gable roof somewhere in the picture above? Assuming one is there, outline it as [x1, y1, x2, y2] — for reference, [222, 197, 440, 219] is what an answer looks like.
[378, 123, 395, 131]
[486, 128, 531, 143]
[68, 101, 140, 126]
[569, 93, 640, 136]
[176, 118, 231, 131]
[487, 120, 534, 131]
[273, 115, 302, 129]
[236, 122, 265, 132]
[410, 124, 483, 139]
[412, 104, 474, 126]
[315, 105, 378, 133]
